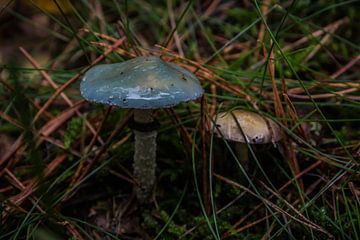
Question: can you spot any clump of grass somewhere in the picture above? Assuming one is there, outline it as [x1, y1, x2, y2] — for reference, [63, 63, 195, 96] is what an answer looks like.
[1, 0, 359, 239]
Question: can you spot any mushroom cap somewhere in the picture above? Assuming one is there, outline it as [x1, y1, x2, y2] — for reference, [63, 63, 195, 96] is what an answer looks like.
[80, 56, 204, 109]
[210, 110, 282, 144]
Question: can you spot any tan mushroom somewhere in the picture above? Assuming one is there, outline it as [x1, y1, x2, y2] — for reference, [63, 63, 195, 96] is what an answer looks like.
[211, 110, 282, 144]
[210, 110, 283, 165]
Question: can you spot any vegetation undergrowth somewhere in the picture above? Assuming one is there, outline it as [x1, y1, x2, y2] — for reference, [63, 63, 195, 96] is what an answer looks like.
[0, 0, 359, 239]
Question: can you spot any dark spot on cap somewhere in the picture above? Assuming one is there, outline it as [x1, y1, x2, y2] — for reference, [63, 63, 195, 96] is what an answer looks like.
[80, 56, 204, 109]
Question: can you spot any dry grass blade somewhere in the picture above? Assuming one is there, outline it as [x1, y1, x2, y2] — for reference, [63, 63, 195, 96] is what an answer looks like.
[166, 0, 184, 57]
[0, 135, 24, 172]
[221, 160, 321, 238]
[63, 110, 133, 201]
[108, 167, 136, 185]
[69, 106, 112, 186]
[255, 0, 270, 59]
[166, 0, 223, 50]
[32, 37, 126, 123]
[302, 18, 349, 64]
[250, 17, 351, 72]
[288, 87, 359, 100]
[210, 84, 217, 118]
[19, 47, 104, 145]
[51, 30, 86, 69]
[214, 173, 333, 238]
[3, 168, 45, 219]
[260, 181, 331, 237]
[265, 41, 303, 191]
[2, 103, 82, 177]
[282, 17, 349, 52]
[331, 54, 360, 79]
[82, 28, 119, 42]
[266, 42, 285, 119]
[0, 110, 23, 129]
[0, 76, 53, 120]
[9, 155, 67, 205]
[92, 41, 136, 58]
[59, 221, 85, 240]
[37, 102, 82, 139]
[233, 215, 271, 236]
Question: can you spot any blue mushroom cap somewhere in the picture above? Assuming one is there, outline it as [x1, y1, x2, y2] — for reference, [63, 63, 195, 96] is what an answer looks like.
[80, 56, 204, 109]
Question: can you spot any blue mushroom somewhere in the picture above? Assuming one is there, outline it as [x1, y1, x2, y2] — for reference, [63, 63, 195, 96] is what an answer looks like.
[80, 56, 204, 202]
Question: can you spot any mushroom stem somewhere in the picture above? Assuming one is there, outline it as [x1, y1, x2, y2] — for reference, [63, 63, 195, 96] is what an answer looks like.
[234, 143, 249, 171]
[134, 109, 154, 124]
[133, 109, 157, 202]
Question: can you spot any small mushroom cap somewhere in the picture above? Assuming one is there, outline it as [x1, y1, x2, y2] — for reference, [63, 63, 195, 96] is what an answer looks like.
[80, 56, 204, 109]
[210, 110, 282, 144]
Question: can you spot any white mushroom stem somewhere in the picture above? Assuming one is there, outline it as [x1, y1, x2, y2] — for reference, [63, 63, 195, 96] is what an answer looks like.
[133, 109, 157, 202]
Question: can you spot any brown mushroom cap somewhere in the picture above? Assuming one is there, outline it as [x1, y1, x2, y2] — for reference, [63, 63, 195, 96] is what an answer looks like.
[210, 110, 282, 144]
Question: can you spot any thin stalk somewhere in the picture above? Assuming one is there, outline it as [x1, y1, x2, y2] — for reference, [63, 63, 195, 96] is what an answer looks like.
[133, 109, 157, 203]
